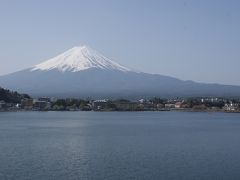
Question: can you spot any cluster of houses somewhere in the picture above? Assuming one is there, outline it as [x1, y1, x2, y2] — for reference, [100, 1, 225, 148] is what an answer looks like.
[92, 99, 182, 111]
[201, 98, 240, 112]
[21, 97, 52, 110]
[0, 100, 20, 111]
[0, 97, 240, 112]
[0, 97, 52, 111]
[223, 103, 240, 112]
[91, 98, 240, 112]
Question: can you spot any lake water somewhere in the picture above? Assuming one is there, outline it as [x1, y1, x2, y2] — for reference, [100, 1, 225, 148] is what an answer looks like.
[0, 111, 240, 180]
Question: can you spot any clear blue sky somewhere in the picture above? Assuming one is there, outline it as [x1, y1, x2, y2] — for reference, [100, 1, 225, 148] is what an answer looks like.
[0, 0, 240, 85]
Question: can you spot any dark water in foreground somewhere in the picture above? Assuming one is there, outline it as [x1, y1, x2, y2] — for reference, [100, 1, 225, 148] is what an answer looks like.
[0, 111, 240, 180]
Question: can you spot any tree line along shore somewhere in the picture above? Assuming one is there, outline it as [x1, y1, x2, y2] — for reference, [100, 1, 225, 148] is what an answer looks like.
[1, 87, 240, 112]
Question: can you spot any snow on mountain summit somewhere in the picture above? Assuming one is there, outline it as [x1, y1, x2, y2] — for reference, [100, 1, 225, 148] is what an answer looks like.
[31, 46, 131, 72]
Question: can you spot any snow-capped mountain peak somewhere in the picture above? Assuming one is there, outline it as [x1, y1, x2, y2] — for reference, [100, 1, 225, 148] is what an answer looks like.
[31, 46, 131, 72]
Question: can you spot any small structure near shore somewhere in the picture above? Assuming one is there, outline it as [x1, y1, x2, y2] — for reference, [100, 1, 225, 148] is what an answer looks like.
[0, 100, 6, 110]
[21, 99, 33, 110]
[92, 99, 108, 111]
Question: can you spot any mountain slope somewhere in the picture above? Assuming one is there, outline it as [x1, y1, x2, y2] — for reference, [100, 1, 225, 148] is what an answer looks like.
[0, 46, 240, 98]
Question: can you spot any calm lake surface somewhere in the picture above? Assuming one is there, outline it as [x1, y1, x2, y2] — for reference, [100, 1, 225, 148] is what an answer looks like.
[0, 111, 240, 180]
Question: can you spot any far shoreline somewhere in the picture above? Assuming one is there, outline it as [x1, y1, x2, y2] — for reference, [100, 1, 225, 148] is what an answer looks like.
[1, 109, 240, 114]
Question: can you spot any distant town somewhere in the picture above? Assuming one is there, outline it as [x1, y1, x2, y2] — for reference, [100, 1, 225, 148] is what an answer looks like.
[1, 96, 240, 113]
[0, 86, 239, 113]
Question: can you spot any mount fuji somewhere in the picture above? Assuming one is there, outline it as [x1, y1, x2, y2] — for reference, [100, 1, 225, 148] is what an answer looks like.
[0, 46, 240, 98]
[31, 46, 131, 73]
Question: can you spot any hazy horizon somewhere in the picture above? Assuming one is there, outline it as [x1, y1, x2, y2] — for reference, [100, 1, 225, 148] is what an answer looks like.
[0, 0, 240, 85]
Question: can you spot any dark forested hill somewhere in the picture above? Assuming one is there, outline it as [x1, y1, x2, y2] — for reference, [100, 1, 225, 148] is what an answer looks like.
[0, 87, 30, 103]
